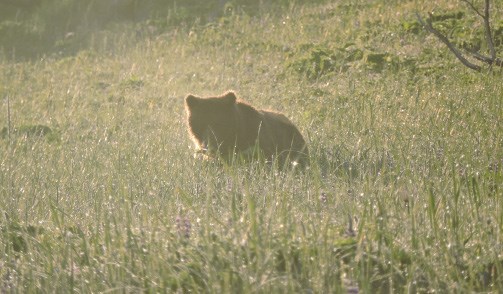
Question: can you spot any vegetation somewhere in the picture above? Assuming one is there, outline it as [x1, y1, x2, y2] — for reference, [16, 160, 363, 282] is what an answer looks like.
[416, 0, 503, 71]
[1, 0, 502, 292]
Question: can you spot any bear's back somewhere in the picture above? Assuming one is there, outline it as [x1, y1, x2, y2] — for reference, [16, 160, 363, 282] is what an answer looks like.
[258, 110, 308, 162]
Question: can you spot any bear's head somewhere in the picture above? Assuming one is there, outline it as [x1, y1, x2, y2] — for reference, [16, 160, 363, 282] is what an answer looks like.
[185, 91, 239, 157]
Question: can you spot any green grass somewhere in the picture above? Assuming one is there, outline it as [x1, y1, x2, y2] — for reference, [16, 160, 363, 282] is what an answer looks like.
[1, 0, 502, 292]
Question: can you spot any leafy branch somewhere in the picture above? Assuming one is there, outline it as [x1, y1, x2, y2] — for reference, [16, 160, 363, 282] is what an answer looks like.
[416, 0, 502, 71]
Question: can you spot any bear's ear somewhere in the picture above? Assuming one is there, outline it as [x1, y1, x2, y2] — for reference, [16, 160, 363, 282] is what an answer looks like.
[185, 94, 200, 109]
[222, 91, 237, 104]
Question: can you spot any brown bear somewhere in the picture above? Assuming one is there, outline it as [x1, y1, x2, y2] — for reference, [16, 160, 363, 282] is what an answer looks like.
[185, 91, 309, 167]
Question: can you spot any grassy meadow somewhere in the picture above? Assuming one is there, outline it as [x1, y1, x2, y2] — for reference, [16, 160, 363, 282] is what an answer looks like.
[1, 0, 502, 292]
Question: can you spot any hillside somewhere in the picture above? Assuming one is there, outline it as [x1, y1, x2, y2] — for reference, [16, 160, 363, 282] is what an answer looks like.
[1, 0, 502, 292]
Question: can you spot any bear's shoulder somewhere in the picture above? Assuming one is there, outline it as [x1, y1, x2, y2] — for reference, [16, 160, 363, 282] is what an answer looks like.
[234, 100, 261, 116]
[260, 110, 293, 126]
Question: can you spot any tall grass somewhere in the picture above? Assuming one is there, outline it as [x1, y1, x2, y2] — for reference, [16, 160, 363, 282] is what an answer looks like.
[1, 0, 502, 292]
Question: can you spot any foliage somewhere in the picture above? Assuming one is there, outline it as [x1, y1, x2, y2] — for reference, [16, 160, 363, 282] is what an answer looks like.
[416, 0, 503, 71]
[0, 0, 329, 60]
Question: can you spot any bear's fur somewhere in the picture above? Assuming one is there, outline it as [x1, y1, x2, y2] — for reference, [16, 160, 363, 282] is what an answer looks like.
[185, 91, 309, 167]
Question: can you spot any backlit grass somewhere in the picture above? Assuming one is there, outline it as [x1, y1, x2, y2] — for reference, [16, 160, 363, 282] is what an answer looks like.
[1, 0, 502, 292]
